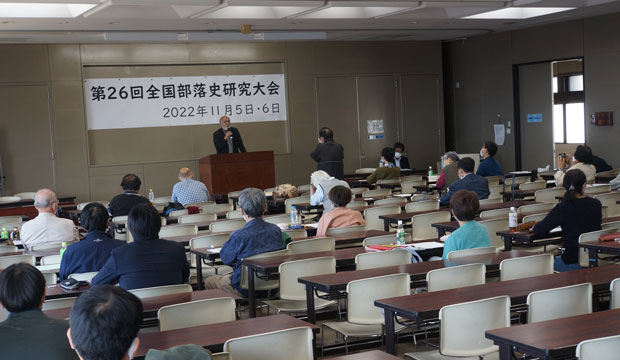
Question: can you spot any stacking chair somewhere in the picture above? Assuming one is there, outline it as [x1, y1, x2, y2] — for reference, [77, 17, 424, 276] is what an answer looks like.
[168, 209, 189, 217]
[190, 234, 232, 276]
[285, 196, 311, 214]
[478, 198, 502, 205]
[527, 283, 592, 323]
[0, 216, 22, 225]
[361, 189, 392, 198]
[363, 233, 410, 247]
[43, 272, 58, 285]
[297, 184, 311, 194]
[201, 203, 235, 214]
[325, 225, 366, 237]
[186, 201, 216, 208]
[158, 297, 236, 331]
[405, 295, 510, 360]
[504, 176, 530, 188]
[287, 237, 335, 254]
[211, 353, 232, 360]
[0, 196, 20, 204]
[499, 254, 554, 281]
[68, 272, 98, 282]
[224, 327, 314, 360]
[479, 218, 509, 250]
[111, 215, 129, 240]
[585, 184, 611, 194]
[486, 176, 501, 187]
[578, 229, 619, 268]
[400, 180, 426, 194]
[159, 224, 198, 238]
[40, 254, 61, 265]
[576, 334, 620, 360]
[355, 168, 376, 175]
[13, 192, 36, 200]
[346, 200, 368, 210]
[153, 196, 172, 204]
[521, 213, 548, 224]
[177, 213, 217, 224]
[364, 205, 401, 231]
[239, 249, 290, 303]
[426, 263, 486, 292]
[42, 297, 77, 311]
[350, 187, 369, 197]
[401, 175, 424, 182]
[226, 209, 243, 219]
[263, 256, 337, 316]
[593, 192, 620, 217]
[31, 242, 73, 251]
[535, 187, 565, 203]
[77, 201, 109, 210]
[210, 219, 245, 232]
[263, 187, 275, 197]
[129, 284, 193, 299]
[0, 245, 19, 254]
[411, 211, 450, 240]
[321, 274, 411, 354]
[488, 185, 503, 200]
[519, 180, 546, 191]
[282, 229, 308, 240]
[374, 197, 407, 207]
[227, 190, 242, 205]
[479, 208, 510, 219]
[517, 202, 555, 214]
[602, 221, 620, 230]
[411, 193, 433, 202]
[376, 178, 401, 189]
[355, 249, 411, 270]
[404, 200, 439, 213]
[610, 278, 620, 310]
[445, 246, 498, 261]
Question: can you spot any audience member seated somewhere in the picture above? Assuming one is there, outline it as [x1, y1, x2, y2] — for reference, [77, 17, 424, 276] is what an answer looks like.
[441, 190, 491, 260]
[591, 153, 612, 173]
[534, 169, 602, 272]
[309, 170, 349, 212]
[367, 147, 401, 185]
[21, 188, 79, 250]
[611, 172, 620, 191]
[436, 151, 460, 190]
[108, 174, 152, 217]
[554, 145, 596, 186]
[91, 204, 189, 290]
[316, 186, 366, 237]
[440, 157, 490, 206]
[205, 188, 283, 297]
[393, 142, 410, 169]
[59, 203, 125, 281]
[67, 285, 142, 360]
[0, 263, 78, 359]
[171, 167, 210, 206]
[476, 140, 503, 177]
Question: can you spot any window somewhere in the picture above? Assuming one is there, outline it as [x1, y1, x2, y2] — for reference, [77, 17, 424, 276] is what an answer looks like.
[551, 67, 585, 144]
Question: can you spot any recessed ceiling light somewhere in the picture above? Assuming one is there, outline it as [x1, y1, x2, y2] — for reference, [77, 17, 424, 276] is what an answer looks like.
[463, 7, 575, 20]
[0, 3, 97, 18]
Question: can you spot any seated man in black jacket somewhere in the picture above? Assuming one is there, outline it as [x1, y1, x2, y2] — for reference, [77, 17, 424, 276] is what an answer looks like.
[108, 174, 151, 217]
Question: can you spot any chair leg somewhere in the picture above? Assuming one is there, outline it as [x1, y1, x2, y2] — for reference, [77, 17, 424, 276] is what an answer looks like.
[320, 324, 326, 358]
[344, 335, 349, 354]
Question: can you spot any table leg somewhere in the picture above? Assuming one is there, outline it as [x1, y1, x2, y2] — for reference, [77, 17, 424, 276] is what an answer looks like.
[306, 285, 317, 324]
[435, 227, 446, 238]
[384, 219, 390, 232]
[248, 267, 256, 318]
[502, 234, 513, 251]
[497, 342, 512, 360]
[195, 253, 204, 290]
[588, 248, 599, 267]
[384, 310, 396, 355]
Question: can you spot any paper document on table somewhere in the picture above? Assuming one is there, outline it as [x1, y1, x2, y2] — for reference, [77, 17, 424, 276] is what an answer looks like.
[408, 242, 444, 250]
[550, 226, 562, 234]
[207, 247, 222, 254]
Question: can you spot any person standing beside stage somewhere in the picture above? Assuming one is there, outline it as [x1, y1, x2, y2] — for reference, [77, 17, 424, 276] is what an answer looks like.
[310, 127, 345, 180]
[213, 116, 246, 154]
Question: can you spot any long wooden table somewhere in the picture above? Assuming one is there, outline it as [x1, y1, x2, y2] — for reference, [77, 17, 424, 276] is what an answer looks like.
[580, 238, 620, 267]
[374, 265, 620, 355]
[298, 250, 532, 324]
[486, 308, 620, 360]
[134, 314, 318, 358]
[0, 196, 76, 219]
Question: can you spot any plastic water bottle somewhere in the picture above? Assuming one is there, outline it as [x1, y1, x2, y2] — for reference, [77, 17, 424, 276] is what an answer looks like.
[0, 227, 8, 240]
[509, 207, 518, 232]
[396, 220, 406, 245]
[9, 227, 19, 241]
[290, 206, 299, 228]
[148, 188, 155, 202]
[428, 166, 434, 177]
[60, 242, 68, 258]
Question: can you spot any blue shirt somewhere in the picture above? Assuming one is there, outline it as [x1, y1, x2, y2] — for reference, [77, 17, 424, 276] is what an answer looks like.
[59, 230, 125, 281]
[220, 218, 283, 292]
[476, 157, 502, 177]
[171, 178, 210, 206]
[442, 221, 491, 260]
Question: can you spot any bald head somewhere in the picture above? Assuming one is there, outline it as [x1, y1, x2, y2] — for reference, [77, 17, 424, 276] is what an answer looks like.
[178, 167, 194, 180]
[34, 189, 58, 213]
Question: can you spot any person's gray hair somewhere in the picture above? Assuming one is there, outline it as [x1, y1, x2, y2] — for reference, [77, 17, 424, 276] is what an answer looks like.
[34, 189, 57, 209]
[238, 188, 266, 218]
[443, 151, 460, 162]
[310, 170, 330, 188]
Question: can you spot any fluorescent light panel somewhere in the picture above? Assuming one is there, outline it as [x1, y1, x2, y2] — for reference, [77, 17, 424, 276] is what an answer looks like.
[464, 7, 575, 19]
[296, 6, 411, 19]
[199, 6, 318, 19]
[0, 2, 97, 18]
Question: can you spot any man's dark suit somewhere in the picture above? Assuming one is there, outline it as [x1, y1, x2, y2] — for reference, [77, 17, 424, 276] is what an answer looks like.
[91, 238, 190, 290]
[213, 127, 246, 154]
[310, 139, 345, 180]
[439, 173, 490, 206]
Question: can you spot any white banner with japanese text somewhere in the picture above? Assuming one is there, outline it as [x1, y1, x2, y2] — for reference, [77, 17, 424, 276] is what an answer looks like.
[84, 74, 287, 130]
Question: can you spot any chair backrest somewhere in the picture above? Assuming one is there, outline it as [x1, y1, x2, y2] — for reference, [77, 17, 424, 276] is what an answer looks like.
[478, 218, 509, 249]
[159, 224, 198, 238]
[264, 214, 292, 225]
[347, 273, 411, 324]
[486, 178, 500, 187]
[263, 187, 275, 197]
[527, 283, 592, 323]
[488, 185, 503, 199]
[43, 272, 57, 285]
[404, 200, 439, 213]
[535, 187, 565, 203]
[13, 192, 36, 200]
[346, 200, 368, 210]
[209, 219, 246, 232]
[504, 176, 530, 187]
[355, 249, 411, 270]
[411, 193, 433, 202]
[355, 168, 376, 174]
[189, 234, 230, 265]
[427, 263, 486, 292]
[129, 284, 193, 299]
[376, 179, 401, 189]
[400, 180, 425, 193]
[201, 203, 235, 214]
[576, 334, 620, 360]
[578, 229, 619, 267]
[158, 297, 236, 331]
[226, 209, 243, 219]
[0, 216, 22, 225]
[279, 256, 336, 301]
[499, 254, 554, 281]
[41, 254, 61, 265]
[42, 297, 77, 311]
[239, 249, 290, 291]
[521, 213, 549, 224]
[439, 295, 510, 357]
[77, 201, 109, 211]
[374, 197, 406, 207]
[325, 225, 366, 236]
[0, 196, 20, 204]
[411, 211, 451, 240]
[69, 272, 98, 282]
[610, 278, 620, 310]
[168, 209, 189, 217]
[286, 237, 335, 254]
[177, 213, 217, 224]
[30, 242, 73, 251]
[362, 233, 410, 247]
[602, 221, 620, 231]
[297, 184, 311, 193]
[189, 201, 218, 208]
[363, 205, 401, 231]
[285, 196, 310, 214]
[593, 191, 620, 217]
[518, 202, 555, 214]
[401, 175, 423, 182]
[585, 184, 611, 194]
[0, 245, 19, 254]
[224, 327, 314, 360]
[282, 229, 308, 240]
[445, 246, 498, 261]
[361, 189, 392, 198]
[153, 196, 172, 204]
[350, 187, 369, 196]
[479, 208, 510, 219]
[228, 190, 242, 202]
[211, 352, 232, 360]
[478, 198, 502, 205]
[519, 180, 546, 191]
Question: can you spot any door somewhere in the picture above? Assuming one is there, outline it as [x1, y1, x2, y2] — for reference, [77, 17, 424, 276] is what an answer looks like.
[0, 85, 55, 195]
[518, 63, 554, 170]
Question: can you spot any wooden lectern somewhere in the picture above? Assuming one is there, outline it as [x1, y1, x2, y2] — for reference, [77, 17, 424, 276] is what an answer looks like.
[199, 151, 275, 195]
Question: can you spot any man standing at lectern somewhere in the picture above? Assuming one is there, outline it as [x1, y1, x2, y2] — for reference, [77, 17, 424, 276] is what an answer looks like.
[213, 116, 247, 154]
